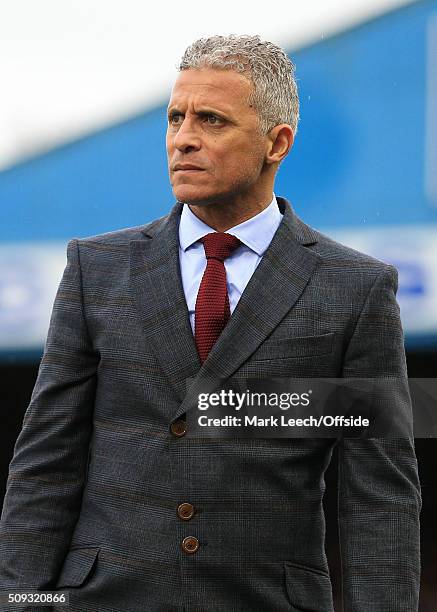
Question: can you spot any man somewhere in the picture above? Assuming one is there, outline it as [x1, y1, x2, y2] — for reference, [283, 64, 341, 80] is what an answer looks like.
[0, 35, 421, 612]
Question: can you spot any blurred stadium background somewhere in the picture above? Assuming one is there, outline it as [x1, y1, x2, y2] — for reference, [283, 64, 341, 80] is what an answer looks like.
[0, 0, 436, 609]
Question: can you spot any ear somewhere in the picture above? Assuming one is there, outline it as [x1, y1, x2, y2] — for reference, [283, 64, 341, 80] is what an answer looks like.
[265, 124, 294, 165]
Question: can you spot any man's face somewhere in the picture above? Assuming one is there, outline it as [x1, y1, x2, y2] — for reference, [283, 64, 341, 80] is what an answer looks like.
[166, 67, 269, 206]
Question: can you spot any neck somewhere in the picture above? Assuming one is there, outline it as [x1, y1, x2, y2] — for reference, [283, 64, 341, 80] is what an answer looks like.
[188, 191, 274, 232]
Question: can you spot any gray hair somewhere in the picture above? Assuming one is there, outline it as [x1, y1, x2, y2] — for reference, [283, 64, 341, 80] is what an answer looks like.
[178, 34, 299, 136]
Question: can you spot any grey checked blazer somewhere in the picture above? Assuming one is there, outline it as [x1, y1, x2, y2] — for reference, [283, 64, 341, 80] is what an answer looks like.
[0, 197, 421, 612]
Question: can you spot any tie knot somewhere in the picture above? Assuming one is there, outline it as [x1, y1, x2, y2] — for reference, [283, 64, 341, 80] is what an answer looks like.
[201, 232, 241, 262]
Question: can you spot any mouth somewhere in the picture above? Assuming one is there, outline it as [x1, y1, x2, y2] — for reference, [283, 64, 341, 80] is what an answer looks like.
[173, 165, 204, 172]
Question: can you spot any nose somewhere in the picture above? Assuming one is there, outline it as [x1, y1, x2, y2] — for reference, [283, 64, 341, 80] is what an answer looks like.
[172, 116, 201, 153]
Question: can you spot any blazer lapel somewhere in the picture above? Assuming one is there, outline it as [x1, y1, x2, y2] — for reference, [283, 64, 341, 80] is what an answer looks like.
[129, 202, 201, 403]
[172, 197, 321, 422]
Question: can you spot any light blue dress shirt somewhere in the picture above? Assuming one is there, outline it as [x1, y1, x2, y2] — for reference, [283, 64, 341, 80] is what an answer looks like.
[178, 195, 283, 334]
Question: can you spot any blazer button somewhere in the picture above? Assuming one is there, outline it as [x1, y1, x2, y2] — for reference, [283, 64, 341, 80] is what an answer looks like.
[181, 536, 199, 554]
[170, 420, 186, 437]
[177, 503, 195, 521]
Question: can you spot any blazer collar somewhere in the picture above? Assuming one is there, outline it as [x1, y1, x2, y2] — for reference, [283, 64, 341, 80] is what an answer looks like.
[130, 197, 320, 421]
[140, 197, 319, 246]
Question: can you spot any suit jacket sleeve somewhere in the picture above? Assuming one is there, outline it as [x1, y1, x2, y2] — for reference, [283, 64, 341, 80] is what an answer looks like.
[338, 264, 422, 612]
[0, 239, 98, 597]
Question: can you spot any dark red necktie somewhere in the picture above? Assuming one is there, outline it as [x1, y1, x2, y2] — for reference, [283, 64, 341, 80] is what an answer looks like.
[195, 232, 241, 364]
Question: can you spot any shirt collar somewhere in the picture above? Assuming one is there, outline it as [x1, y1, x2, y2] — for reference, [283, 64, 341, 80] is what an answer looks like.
[178, 194, 282, 256]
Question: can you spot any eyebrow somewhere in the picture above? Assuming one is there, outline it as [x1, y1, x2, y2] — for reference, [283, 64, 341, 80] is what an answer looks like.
[167, 106, 231, 120]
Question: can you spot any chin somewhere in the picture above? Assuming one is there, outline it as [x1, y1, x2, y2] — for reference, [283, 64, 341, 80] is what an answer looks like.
[172, 185, 217, 206]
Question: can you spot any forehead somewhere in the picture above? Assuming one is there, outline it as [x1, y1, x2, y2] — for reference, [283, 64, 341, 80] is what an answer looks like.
[168, 68, 253, 112]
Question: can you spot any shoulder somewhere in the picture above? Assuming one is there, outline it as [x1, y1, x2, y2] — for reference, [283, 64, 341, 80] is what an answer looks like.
[63, 211, 171, 264]
[74, 212, 170, 247]
[280, 197, 396, 282]
[288, 209, 399, 294]
[308, 227, 398, 297]
[312, 227, 390, 269]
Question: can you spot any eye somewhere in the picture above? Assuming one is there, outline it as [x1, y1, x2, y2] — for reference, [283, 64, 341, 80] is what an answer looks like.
[168, 112, 183, 125]
[204, 114, 223, 125]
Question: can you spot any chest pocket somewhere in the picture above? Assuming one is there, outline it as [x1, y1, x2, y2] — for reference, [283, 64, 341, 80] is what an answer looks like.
[251, 332, 334, 361]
